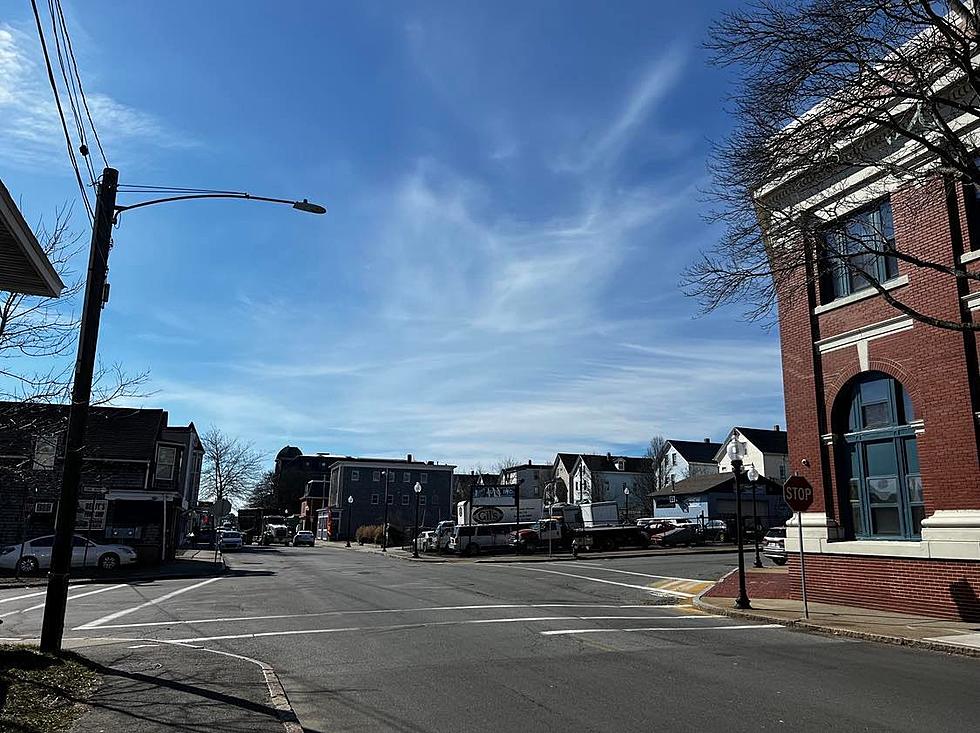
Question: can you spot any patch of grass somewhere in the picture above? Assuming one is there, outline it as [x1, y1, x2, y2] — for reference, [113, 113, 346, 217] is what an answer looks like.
[0, 644, 100, 733]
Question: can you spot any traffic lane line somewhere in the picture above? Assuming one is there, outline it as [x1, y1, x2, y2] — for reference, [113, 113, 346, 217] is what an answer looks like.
[491, 564, 696, 598]
[0, 589, 48, 605]
[79, 603, 679, 631]
[154, 613, 733, 644]
[571, 562, 706, 584]
[73, 576, 223, 629]
[12, 583, 128, 614]
[540, 624, 784, 636]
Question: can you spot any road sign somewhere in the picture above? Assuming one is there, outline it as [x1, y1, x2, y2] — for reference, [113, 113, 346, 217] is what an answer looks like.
[214, 498, 232, 517]
[783, 475, 814, 512]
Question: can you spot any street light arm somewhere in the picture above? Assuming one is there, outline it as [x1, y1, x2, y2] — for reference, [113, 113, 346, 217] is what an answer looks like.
[113, 192, 327, 221]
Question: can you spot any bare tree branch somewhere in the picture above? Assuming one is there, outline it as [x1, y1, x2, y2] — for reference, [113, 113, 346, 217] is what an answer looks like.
[687, 0, 980, 332]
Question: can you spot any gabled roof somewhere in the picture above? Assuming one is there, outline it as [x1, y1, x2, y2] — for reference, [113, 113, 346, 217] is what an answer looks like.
[0, 401, 166, 461]
[577, 454, 652, 473]
[554, 453, 579, 473]
[715, 427, 789, 460]
[666, 440, 721, 465]
[654, 471, 782, 497]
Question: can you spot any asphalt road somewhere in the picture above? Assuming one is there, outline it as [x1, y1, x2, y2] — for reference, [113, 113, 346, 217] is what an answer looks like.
[2, 546, 979, 733]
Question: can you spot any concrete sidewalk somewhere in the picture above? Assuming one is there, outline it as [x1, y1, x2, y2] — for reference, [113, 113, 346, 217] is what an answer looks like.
[68, 638, 297, 733]
[697, 568, 980, 657]
[0, 550, 225, 590]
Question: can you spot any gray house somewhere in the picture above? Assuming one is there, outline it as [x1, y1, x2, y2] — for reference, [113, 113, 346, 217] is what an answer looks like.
[327, 455, 456, 541]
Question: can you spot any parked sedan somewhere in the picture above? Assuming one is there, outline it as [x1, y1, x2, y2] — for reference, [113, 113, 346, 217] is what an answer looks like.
[653, 525, 699, 548]
[0, 534, 138, 574]
[762, 526, 788, 565]
[218, 531, 244, 551]
[292, 530, 315, 547]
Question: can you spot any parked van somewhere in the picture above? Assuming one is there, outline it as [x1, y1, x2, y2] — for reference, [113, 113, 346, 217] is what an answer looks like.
[448, 522, 530, 555]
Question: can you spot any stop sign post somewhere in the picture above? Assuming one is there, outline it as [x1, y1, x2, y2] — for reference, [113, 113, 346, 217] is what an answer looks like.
[783, 475, 813, 619]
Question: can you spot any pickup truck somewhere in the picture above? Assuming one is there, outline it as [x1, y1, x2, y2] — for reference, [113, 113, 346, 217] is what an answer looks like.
[509, 518, 650, 553]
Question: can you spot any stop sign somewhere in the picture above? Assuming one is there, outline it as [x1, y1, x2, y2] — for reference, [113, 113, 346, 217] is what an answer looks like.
[783, 475, 814, 512]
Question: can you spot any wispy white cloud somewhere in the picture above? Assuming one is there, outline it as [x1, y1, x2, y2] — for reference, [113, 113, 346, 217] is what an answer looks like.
[554, 46, 692, 174]
[0, 23, 190, 172]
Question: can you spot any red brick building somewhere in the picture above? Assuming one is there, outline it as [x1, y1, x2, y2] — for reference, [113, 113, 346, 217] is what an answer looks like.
[763, 155, 980, 620]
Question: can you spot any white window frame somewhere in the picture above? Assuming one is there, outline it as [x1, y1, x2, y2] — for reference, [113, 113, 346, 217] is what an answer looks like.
[352, 469, 360, 482]
[155, 445, 177, 481]
[421, 472, 428, 484]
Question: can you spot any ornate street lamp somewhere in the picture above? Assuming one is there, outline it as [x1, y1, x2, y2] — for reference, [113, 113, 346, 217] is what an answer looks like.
[345, 495, 354, 548]
[412, 481, 423, 558]
[728, 440, 752, 610]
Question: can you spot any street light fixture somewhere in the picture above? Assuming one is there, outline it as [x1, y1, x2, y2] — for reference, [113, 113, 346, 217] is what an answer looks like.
[39, 167, 326, 653]
[728, 440, 752, 610]
[345, 495, 354, 548]
[747, 465, 763, 568]
[381, 470, 391, 552]
[412, 481, 422, 558]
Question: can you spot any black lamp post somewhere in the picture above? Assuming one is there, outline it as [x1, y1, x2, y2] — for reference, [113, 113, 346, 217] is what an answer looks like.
[412, 481, 422, 558]
[381, 470, 391, 552]
[728, 440, 752, 610]
[623, 485, 630, 524]
[747, 465, 763, 568]
[345, 495, 353, 548]
[39, 167, 325, 654]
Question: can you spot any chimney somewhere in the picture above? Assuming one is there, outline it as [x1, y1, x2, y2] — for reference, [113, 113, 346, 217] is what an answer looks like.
[773, 425, 780, 432]
[527, 459, 532, 466]
[407, 453, 413, 462]
[703, 437, 711, 443]
[606, 452, 612, 460]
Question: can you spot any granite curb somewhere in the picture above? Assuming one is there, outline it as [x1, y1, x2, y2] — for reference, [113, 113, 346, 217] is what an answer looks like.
[693, 581, 980, 659]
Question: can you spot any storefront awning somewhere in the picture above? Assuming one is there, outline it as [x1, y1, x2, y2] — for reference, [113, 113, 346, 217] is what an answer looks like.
[0, 179, 65, 297]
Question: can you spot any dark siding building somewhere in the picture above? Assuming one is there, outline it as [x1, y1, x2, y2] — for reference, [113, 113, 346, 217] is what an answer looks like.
[0, 401, 201, 562]
[329, 456, 455, 541]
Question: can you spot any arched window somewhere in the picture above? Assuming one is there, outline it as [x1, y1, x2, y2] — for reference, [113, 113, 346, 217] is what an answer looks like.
[838, 373, 923, 539]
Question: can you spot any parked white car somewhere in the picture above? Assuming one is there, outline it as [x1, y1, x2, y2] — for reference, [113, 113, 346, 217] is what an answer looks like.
[0, 534, 138, 574]
[218, 531, 244, 551]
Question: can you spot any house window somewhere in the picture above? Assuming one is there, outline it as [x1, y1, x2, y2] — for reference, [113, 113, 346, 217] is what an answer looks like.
[822, 199, 898, 300]
[420, 496, 427, 506]
[155, 445, 177, 481]
[837, 372, 922, 539]
[403, 472, 410, 483]
[32, 435, 57, 470]
[401, 494, 410, 505]
[352, 470, 360, 482]
[671, 453, 677, 466]
[387, 495, 394, 505]
[421, 472, 428, 484]
[779, 464, 787, 480]
[371, 493, 379, 505]
[373, 470, 380, 482]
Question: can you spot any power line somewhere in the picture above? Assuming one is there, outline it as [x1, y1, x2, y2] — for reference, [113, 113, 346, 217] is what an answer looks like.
[29, 0, 93, 222]
[53, 0, 109, 169]
[47, 0, 96, 187]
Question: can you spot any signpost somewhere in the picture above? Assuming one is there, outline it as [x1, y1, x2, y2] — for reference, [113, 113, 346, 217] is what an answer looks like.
[783, 475, 814, 619]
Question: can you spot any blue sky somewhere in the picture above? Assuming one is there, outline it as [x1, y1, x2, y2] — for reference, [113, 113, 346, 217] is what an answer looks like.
[1, 0, 784, 468]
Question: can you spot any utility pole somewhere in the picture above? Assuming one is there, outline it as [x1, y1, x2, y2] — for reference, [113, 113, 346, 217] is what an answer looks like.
[40, 167, 118, 653]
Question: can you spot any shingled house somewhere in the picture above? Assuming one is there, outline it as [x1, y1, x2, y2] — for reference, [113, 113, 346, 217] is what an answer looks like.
[0, 401, 202, 563]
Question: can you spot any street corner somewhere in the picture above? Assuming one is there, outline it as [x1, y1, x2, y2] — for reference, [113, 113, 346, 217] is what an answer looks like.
[68, 639, 295, 733]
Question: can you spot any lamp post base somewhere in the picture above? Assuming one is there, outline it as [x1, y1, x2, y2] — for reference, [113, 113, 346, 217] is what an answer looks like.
[734, 595, 752, 610]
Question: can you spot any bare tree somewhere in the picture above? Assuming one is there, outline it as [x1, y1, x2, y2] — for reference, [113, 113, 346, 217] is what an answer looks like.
[1, 206, 150, 403]
[201, 426, 264, 508]
[685, 0, 980, 331]
[244, 469, 279, 510]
